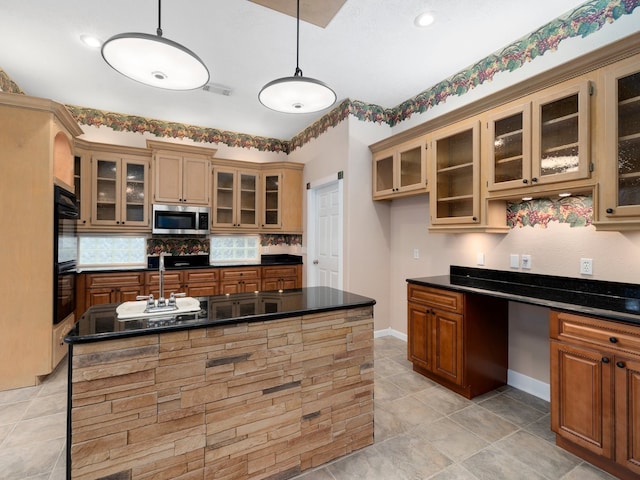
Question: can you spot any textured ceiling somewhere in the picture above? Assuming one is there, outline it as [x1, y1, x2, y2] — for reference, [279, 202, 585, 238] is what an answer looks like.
[0, 0, 596, 140]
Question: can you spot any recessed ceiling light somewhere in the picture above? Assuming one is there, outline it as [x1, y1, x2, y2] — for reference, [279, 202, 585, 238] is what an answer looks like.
[414, 12, 435, 27]
[558, 192, 572, 197]
[522, 196, 533, 201]
[80, 34, 102, 48]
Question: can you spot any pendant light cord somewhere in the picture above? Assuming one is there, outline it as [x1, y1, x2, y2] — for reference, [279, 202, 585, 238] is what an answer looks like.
[156, 0, 163, 37]
[294, 0, 302, 77]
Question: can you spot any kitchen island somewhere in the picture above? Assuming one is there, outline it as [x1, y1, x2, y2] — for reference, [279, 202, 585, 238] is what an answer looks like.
[64, 287, 375, 480]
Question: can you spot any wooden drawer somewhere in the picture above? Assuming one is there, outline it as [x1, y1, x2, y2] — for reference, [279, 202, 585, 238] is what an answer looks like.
[220, 267, 261, 281]
[145, 271, 182, 285]
[262, 265, 299, 278]
[551, 310, 640, 354]
[86, 272, 144, 288]
[408, 284, 463, 313]
[184, 269, 218, 283]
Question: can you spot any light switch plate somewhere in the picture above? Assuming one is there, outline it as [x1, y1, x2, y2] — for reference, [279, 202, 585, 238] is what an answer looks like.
[476, 252, 485, 266]
[510, 254, 519, 269]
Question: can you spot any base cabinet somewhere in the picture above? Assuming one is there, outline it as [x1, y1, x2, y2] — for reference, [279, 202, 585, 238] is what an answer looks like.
[219, 266, 262, 294]
[407, 283, 508, 398]
[82, 273, 145, 314]
[550, 310, 640, 480]
[261, 264, 302, 291]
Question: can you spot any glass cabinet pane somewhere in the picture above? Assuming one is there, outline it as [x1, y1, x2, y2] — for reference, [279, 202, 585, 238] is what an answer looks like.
[264, 174, 280, 226]
[399, 146, 422, 188]
[375, 155, 393, 192]
[539, 93, 580, 177]
[493, 113, 524, 184]
[239, 173, 256, 225]
[74, 155, 82, 218]
[95, 159, 117, 221]
[215, 171, 234, 224]
[617, 71, 640, 206]
[434, 127, 475, 220]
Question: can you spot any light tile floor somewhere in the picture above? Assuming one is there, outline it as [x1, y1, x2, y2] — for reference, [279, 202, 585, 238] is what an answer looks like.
[0, 336, 618, 480]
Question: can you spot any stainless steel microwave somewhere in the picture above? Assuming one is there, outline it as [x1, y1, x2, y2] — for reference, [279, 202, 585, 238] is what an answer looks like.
[152, 204, 210, 235]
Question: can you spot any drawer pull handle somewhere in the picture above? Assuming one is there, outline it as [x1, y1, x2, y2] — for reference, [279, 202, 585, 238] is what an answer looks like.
[602, 357, 610, 364]
[609, 337, 618, 343]
[616, 361, 625, 369]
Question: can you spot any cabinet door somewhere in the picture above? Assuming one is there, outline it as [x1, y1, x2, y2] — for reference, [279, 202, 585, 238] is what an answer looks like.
[219, 282, 240, 295]
[262, 172, 282, 229]
[408, 303, 430, 371]
[532, 80, 591, 186]
[213, 168, 236, 227]
[487, 103, 532, 191]
[430, 120, 480, 225]
[550, 341, 614, 458]
[373, 149, 395, 198]
[397, 138, 427, 195]
[92, 156, 120, 225]
[117, 286, 144, 303]
[182, 157, 210, 205]
[74, 154, 90, 228]
[432, 309, 464, 386]
[154, 153, 183, 203]
[615, 355, 640, 475]
[86, 287, 116, 307]
[122, 159, 149, 226]
[602, 57, 640, 219]
[237, 170, 259, 229]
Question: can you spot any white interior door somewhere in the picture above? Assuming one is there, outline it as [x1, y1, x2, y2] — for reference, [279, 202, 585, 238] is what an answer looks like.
[309, 180, 342, 289]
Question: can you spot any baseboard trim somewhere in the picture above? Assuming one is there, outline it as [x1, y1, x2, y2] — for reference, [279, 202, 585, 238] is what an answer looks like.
[507, 369, 550, 402]
[374, 328, 407, 342]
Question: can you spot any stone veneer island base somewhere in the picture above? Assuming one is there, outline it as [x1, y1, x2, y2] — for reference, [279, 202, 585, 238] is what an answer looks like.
[66, 289, 374, 480]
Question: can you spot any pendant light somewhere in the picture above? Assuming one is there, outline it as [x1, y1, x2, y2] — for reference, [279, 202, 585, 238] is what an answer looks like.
[259, 0, 336, 113]
[101, 0, 209, 90]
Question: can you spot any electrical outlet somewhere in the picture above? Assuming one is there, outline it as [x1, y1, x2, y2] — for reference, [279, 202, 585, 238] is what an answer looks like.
[510, 254, 520, 269]
[521, 254, 532, 270]
[263, 246, 269, 254]
[413, 248, 420, 259]
[580, 258, 593, 275]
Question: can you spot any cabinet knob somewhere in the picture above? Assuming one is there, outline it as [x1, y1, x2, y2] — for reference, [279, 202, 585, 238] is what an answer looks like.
[609, 337, 618, 344]
[616, 361, 626, 369]
[522, 179, 528, 184]
[472, 217, 478, 222]
[531, 177, 538, 183]
[606, 208, 614, 214]
[602, 357, 610, 363]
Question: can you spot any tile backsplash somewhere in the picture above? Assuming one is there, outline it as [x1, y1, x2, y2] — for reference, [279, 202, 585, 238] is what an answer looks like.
[506, 195, 592, 228]
[147, 234, 303, 256]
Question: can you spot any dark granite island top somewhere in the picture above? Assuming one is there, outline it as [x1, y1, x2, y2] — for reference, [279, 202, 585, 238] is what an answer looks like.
[65, 287, 376, 480]
[408, 265, 640, 325]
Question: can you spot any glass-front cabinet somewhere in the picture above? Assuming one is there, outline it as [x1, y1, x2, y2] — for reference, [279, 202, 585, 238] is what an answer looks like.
[600, 55, 640, 224]
[212, 167, 259, 230]
[90, 154, 149, 228]
[262, 171, 281, 229]
[487, 80, 590, 192]
[430, 120, 480, 225]
[372, 136, 427, 200]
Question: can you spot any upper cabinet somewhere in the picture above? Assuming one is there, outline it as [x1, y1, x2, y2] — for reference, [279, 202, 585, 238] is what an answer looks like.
[372, 136, 428, 200]
[212, 166, 260, 231]
[596, 54, 640, 230]
[261, 164, 304, 233]
[91, 152, 150, 228]
[430, 119, 480, 227]
[487, 80, 591, 192]
[147, 140, 214, 206]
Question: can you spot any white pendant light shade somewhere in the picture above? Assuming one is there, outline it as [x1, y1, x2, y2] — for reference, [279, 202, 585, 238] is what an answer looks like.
[259, 75, 336, 113]
[102, 33, 209, 90]
[259, 0, 336, 114]
[101, 0, 209, 90]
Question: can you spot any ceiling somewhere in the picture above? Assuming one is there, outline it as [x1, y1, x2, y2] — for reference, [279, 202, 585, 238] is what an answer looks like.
[0, 0, 590, 140]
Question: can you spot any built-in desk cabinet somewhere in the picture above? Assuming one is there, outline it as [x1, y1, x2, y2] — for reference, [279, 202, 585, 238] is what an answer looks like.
[596, 54, 640, 230]
[407, 283, 508, 398]
[372, 136, 428, 200]
[550, 310, 640, 480]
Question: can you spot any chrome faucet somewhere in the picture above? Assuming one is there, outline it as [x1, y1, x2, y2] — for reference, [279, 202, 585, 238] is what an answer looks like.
[158, 252, 166, 307]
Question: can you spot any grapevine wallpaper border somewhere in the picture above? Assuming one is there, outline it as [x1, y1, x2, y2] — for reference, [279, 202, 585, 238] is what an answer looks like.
[506, 195, 593, 228]
[2, 0, 637, 154]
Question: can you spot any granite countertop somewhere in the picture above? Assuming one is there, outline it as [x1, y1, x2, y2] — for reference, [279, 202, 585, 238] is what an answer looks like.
[408, 266, 640, 325]
[65, 287, 375, 344]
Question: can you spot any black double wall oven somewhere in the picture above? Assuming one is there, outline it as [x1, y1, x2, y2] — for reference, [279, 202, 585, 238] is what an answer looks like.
[54, 185, 78, 325]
